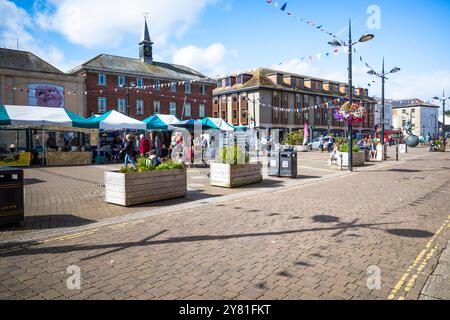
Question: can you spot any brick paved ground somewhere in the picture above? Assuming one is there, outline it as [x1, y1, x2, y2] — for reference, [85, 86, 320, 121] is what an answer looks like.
[0, 147, 449, 300]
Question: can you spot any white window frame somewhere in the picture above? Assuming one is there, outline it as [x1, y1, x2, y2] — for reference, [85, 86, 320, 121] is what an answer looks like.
[169, 102, 177, 115]
[118, 76, 125, 87]
[136, 99, 144, 115]
[98, 74, 106, 86]
[184, 102, 191, 117]
[98, 97, 107, 113]
[137, 78, 143, 87]
[154, 101, 161, 114]
[199, 84, 206, 95]
[170, 83, 177, 92]
[184, 82, 191, 94]
[154, 80, 160, 91]
[199, 104, 205, 118]
[118, 98, 126, 113]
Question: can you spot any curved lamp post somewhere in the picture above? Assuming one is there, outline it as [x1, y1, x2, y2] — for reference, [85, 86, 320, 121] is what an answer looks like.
[328, 20, 374, 172]
[367, 59, 400, 146]
[433, 90, 450, 151]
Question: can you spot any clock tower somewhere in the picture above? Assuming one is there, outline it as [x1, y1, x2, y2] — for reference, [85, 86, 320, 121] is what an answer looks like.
[139, 18, 154, 64]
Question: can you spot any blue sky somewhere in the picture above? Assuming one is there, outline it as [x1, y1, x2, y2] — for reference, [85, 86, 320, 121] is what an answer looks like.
[2, 0, 450, 101]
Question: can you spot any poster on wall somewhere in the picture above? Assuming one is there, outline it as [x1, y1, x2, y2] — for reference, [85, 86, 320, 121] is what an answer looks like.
[28, 84, 65, 108]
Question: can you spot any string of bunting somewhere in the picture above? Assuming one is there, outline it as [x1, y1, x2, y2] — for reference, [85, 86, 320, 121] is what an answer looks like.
[353, 48, 378, 88]
[243, 96, 350, 114]
[265, 0, 337, 38]
[0, 84, 211, 104]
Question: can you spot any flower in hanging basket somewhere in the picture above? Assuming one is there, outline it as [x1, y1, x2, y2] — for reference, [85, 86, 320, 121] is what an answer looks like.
[334, 102, 366, 125]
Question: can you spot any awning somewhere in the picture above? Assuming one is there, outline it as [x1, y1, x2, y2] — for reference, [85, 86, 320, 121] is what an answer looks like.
[0, 105, 96, 128]
[89, 110, 146, 130]
[200, 117, 235, 132]
[143, 114, 180, 131]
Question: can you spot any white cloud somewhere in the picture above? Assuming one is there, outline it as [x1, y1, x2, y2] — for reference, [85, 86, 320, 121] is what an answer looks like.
[172, 43, 236, 76]
[0, 0, 68, 71]
[35, 0, 217, 48]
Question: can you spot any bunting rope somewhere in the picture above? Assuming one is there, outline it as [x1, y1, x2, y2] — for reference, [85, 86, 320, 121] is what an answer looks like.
[265, 0, 337, 38]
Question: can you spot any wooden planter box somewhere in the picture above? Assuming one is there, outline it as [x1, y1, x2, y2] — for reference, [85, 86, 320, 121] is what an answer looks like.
[338, 152, 365, 167]
[210, 162, 262, 188]
[105, 168, 187, 206]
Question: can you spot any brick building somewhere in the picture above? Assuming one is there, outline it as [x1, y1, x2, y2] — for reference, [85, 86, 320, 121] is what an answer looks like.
[69, 19, 215, 120]
[213, 68, 376, 138]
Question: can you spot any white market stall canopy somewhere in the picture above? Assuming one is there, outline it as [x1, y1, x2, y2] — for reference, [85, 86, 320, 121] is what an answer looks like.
[201, 117, 235, 132]
[89, 110, 146, 130]
[143, 114, 180, 131]
[0, 105, 95, 128]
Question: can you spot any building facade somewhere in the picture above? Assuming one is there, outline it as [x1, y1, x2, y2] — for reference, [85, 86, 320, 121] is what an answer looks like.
[213, 68, 376, 138]
[0, 48, 85, 115]
[391, 99, 440, 137]
[69, 20, 215, 120]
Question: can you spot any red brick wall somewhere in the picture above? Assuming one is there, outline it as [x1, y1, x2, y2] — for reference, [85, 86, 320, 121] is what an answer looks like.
[83, 71, 214, 120]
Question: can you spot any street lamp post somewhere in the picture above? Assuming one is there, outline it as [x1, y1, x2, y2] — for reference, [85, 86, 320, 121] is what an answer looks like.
[433, 90, 450, 151]
[367, 59, 401, 147]
[126, 81, 136, 116]
[328, 20, 374, 171]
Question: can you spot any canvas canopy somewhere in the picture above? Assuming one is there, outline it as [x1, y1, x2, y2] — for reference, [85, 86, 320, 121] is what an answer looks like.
[89, 110, 146, 130]
[143, 114, 179, 131]
[0, 105, 95, 128]
[200, 117, 235, 132]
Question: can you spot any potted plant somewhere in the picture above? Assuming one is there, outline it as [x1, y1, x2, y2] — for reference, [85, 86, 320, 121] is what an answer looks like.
[282, 130, 304, 151]
[210, 145, 262, 188]
[105, 158, 186, 206]
[337, 143, 365, 167]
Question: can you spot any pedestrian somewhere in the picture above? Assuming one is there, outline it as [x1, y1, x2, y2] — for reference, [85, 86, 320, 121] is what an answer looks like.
[119, 134, 137, 168]
[319, 135, 325, 153]
[369, 139, 377, 160]
[328, 143, 339, 166]
[148, 149, 162, 167]
[327, 136, 334, 153]
[139, 133, 151, 157]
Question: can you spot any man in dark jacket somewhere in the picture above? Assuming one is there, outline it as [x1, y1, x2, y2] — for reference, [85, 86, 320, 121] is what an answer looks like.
[119, 134, 137, 168]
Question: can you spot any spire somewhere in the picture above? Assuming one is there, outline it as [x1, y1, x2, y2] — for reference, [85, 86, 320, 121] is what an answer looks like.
[140, 18, 153, 45]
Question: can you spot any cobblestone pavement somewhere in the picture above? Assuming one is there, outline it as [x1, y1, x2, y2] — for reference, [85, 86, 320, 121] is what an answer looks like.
[419, 240, 450, 300]
[1, 147, 449, 300]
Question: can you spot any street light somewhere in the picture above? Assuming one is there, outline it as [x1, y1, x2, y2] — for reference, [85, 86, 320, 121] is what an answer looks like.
[329, 20, 374, 172]
[433, 90, 450, 151]
[367, 58, 401, 148]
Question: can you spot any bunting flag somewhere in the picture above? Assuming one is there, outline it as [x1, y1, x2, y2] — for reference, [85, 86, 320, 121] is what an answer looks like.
[264, 0, 337, 38]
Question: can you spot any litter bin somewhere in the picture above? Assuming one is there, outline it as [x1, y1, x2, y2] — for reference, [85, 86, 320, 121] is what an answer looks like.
[268, 150, 298, 178]
[0, 167, 24, 226]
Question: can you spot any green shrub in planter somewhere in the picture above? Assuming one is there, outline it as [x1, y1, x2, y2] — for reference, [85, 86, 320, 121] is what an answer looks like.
[218, 145, 250, 165]
[339, 143, 360, 153]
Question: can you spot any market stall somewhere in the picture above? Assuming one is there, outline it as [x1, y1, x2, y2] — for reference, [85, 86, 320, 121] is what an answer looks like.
[200, 117, 235, 132]
[88, 110, 146, 163]
[0, 105, 96, 166]
[143, 114, 180, 131]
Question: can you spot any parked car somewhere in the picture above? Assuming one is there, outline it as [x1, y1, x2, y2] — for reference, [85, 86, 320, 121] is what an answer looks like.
[311, 137, 332, 150]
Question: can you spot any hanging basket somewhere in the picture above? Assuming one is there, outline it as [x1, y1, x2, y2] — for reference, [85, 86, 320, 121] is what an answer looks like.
[334, 102, 366, 126]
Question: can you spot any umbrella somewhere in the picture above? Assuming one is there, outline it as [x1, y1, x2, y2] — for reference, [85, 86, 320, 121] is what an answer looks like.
[171, 119, 215, 131]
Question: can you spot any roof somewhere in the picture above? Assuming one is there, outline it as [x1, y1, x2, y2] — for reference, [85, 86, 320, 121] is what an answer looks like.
[69, 53, 214, 83]
[0, 48, 63, 74]
[213, 67, 375, 102]
[392, 99, 439, 109]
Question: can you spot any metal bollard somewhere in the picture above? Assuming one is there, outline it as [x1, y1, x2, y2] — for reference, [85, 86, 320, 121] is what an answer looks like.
[396, 144, 399, 161]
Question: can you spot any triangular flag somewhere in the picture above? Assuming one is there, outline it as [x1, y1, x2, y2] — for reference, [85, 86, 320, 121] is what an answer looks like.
[280, 2, 287, 11]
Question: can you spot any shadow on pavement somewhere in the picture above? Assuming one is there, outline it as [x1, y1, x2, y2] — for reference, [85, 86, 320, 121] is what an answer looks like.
[0, 215, 95, 232]
[386, 228, 434, 238]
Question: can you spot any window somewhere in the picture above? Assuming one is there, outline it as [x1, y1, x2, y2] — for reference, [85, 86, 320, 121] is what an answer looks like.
[184, 103, 191, 117]
[118, 98, 126, 113]
[296, 94, 301, 104]
[137, 78, 143, 87]
[170, 83, 177, 92]
[98, 97, 107, 113]
[118, 76, 125, 87]
[136, 99, 144, 115]
[184, 82, 191, 94]
[216, 80, 222, 88]
[153, 101, 161, 114]
[199, 104, 205, 118]
[98, 74, 106, 86]
[199, 84, 206, 95]
[304, 95, 309, 108]
[237, 75, 243, 85]
[170, 102, 177, 115]
[154, 80, 160, 91]
[225, 78, 231, 87]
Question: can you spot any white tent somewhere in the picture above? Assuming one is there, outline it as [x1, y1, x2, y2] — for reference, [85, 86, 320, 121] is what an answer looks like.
[201, 117, 235, 132]
[89, 110, 146, 130]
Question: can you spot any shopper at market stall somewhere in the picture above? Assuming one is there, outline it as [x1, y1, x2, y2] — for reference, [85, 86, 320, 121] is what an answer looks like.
[139, 134, 151, 157]
[119, 134, 137, 168]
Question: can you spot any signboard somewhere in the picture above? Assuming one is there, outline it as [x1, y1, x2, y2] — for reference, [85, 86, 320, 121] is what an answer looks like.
[399, 144, 407, 154]
[28, 83, 65, 108]
[0, 152, 31, 167]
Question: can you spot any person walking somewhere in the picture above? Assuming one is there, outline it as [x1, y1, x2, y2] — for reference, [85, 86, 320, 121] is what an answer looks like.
[119, 134, 137, 168]
[139, 133, 151, 157]
[319, 135, 325, 153]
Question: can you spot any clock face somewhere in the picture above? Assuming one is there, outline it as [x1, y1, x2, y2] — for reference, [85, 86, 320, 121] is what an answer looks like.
[144, 46, 152, 56]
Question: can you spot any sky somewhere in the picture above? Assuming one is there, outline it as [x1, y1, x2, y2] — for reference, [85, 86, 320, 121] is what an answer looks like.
[1, 0, 450, 103]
